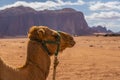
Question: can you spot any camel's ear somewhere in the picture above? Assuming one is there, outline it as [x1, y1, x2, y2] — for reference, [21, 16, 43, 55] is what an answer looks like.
[28, 26, 37, 38]
[37, 29, 45, 38]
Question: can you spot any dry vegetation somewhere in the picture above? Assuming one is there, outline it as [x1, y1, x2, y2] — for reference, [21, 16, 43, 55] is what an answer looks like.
[0, 36, 120, 80]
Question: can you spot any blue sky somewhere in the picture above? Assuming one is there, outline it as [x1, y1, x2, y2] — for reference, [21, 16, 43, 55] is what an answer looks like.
[0, 0, 120, 32]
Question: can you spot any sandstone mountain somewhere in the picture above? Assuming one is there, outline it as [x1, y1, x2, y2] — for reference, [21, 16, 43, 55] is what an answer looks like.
[0, 6, 111, 36]
[91, 25, 112, 33]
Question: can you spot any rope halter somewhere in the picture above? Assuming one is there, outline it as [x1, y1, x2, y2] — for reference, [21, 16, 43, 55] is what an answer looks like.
[30, 31, 61, 80]
[41, 31, 61, 56]
[40, 31, 61, 80]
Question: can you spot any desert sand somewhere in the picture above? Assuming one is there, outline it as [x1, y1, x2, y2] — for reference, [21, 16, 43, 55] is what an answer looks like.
[0, 36, 120, 80]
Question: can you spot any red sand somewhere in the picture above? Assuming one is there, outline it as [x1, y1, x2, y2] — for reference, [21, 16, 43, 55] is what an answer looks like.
[0, 36, 120, 80]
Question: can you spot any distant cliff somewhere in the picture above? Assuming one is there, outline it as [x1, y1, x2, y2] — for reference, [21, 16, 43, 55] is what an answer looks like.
[0, 6, 112, 36]
[91, 25, 113, 33]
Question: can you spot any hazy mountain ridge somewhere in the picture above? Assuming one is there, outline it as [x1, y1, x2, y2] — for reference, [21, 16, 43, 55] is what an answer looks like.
[0, 6, 112, 37]
[91, 25, 112, 33]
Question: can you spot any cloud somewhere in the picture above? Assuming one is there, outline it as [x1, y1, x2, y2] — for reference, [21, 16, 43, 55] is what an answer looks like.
[0, 0, 84, 10]
[89, 21, 120, 32]
[88, 21, 119, 28]
[89, 1, 120, 11]
[85, 11, 120, 32]
[86, 11, 120, 20]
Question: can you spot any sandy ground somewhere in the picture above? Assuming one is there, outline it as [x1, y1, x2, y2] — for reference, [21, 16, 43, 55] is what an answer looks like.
[0, 36, 120, 80]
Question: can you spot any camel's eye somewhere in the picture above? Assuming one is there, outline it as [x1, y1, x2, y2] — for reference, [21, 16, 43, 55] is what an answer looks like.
[52, 32, 59, 39]
[54, 35, 58, 39]
[70, 37, 73, 41]
[53, 35, 60, 41]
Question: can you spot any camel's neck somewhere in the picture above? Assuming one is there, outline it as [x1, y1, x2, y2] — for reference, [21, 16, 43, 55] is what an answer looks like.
[26, 40, 51, 68]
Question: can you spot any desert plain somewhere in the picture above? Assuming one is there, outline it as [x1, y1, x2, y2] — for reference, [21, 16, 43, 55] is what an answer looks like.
[0, 36, 120, 80]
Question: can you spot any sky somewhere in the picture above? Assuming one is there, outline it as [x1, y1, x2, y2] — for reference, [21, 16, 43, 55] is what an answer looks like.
[0, 0, 120, 32]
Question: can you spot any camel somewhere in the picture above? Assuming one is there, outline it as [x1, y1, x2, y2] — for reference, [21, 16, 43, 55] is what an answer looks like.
[0, 26, 75, 80]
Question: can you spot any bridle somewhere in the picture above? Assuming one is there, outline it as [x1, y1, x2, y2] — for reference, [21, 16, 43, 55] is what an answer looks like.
[41, 31, 61, 56]
[30, 31, 61, 80]
[42, 31, 61, 80]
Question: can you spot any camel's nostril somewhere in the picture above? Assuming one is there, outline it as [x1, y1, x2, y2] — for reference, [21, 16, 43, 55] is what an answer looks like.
[69, 41, 76, 47]
[72, 41, 76, 46]
[73, 41, 76, 45]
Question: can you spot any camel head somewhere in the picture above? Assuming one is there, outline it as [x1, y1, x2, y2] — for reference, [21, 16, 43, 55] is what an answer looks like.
[28, 26, 75, 55]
